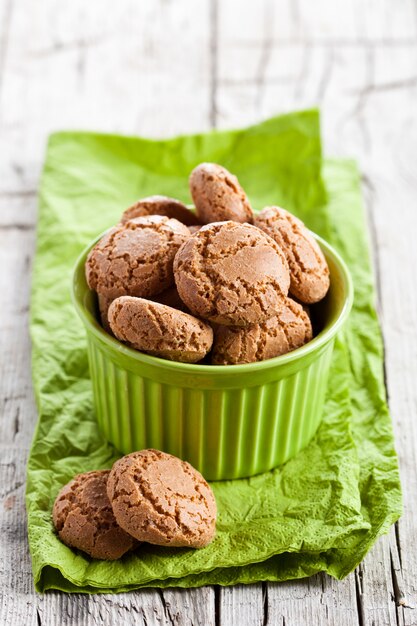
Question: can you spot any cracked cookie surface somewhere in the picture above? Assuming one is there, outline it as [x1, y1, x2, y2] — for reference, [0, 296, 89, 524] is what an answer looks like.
[107, 449, 217, 548]
[85, 215, 190, 300]
[108, 296, 213, 363]
[212, 297, 313, 365]
[174, 221, 290, 326]
[254, 206, 330, 304]
[121, 195, 199, 226]
[190, 163, 253, 224]
[52, 470, 137, 560]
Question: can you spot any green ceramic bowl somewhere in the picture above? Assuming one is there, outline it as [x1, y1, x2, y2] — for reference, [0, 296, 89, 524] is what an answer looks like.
[73, 233, 353, 481]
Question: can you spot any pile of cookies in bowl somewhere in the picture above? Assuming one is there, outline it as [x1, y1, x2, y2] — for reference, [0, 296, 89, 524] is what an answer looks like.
[85, 163, 330, 366]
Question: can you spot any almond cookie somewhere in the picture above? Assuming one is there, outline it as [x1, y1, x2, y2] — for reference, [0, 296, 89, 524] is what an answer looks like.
[108, 296, 213, 363]
[121, 195, 200, 226]
[189, 163, 253, 224]
[52, 470, 137, 560]
[254, 206, 330, 304]
[107, 449, 217, 548]
[212, 297, 313, 365]
[85, 215, 190, 301]
[174, 221, 290, 326]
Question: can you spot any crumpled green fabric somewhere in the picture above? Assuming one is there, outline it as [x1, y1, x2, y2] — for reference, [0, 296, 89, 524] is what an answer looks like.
[27, 110, 402, 593]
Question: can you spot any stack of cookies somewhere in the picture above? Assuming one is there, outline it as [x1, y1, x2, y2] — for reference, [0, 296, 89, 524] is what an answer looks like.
[53, 449, 217, 560]
[85, 163, 330, 365]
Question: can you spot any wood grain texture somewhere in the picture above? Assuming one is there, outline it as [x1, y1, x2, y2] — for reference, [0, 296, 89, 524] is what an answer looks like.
[265, 574, 359, 626]
[1, 0, 416, 624]
[0, 198, 37, 448]
[36, 587, 215, 626]
[218, 584, 264, 625]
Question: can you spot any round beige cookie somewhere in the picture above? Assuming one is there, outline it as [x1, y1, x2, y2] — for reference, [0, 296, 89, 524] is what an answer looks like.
[212, 297, 313, 365]
[108, 296, 213, 363]
[85, 215, 190, 301]
[174, 221, 290, 326]
[107, 449, 217, 548]
[52, 470, 137, 560]
[189, 163, 253, 224]
[254, 206, 330, 304]
[121, 195, 200, 226]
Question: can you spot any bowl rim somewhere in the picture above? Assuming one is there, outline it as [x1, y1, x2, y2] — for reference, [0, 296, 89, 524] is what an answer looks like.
[72, 231, 354, 374]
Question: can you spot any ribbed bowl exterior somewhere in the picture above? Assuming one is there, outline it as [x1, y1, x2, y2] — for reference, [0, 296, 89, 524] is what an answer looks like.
[87, 334, 334, 480]
[73, 233, 353, 481]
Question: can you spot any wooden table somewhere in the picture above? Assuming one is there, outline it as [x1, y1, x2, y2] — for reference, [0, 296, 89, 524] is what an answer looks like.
[1, 1, 416, 624]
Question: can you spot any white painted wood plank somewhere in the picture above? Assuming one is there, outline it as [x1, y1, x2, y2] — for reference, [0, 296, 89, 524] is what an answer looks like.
[0, 198, 37, 447]
[154, 588, 216, 626]
[294, 0, 417, 42]
[36, 587, 216, 626]
[0, 0, 13, 102]
[0, 449, 38, 626]
[266, 574, 359, 626]
[365, 105, 417, 626]
[349, 44, 417, 625]
[355, 538, 399, 626]
[218, 584, 264, 625]
[217, 0, 417, 48]
[0, 0, 213, 195]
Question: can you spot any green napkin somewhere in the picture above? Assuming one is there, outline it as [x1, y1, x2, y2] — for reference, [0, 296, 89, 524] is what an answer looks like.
[27, 110, 402, 593]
